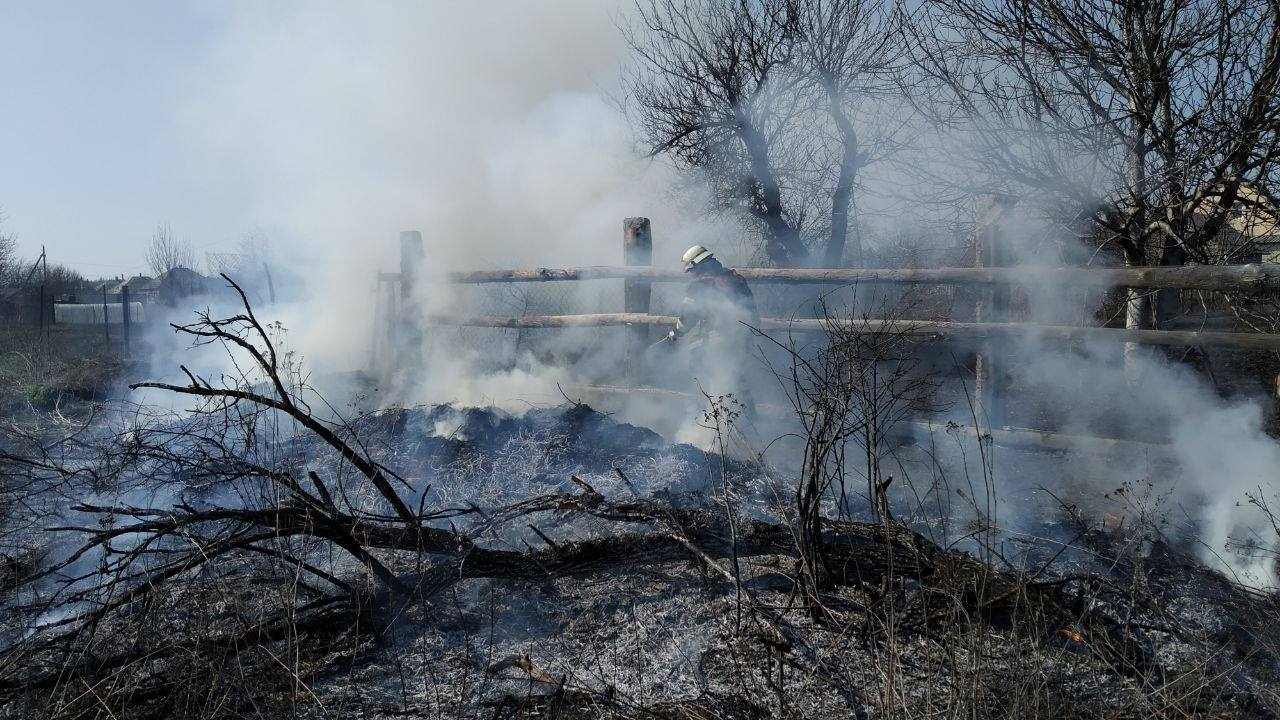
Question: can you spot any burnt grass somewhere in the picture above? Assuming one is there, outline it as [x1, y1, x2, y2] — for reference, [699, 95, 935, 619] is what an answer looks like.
[2, 402, 1279, 718]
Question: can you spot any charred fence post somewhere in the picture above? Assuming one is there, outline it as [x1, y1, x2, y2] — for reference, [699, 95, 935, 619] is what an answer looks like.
[400, 230, 423, 306]
[623, 217, 653, 383]
[974, 198, 1011, 428]
[372, 270, 401, 376]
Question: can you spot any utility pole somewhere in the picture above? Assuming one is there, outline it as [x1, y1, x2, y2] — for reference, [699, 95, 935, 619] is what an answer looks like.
[23, 247, 49, 336]
[262, 262, 276, 304]
[41, 246, 47, 334]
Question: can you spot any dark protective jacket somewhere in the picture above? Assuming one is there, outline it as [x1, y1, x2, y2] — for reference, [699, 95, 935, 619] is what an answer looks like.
[673, 263, 759, 348]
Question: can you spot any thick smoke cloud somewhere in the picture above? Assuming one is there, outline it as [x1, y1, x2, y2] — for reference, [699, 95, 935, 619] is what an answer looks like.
[174, 1, 720, 374]
[991, 207, 1280, 585]
[159, 4, 1276, 585]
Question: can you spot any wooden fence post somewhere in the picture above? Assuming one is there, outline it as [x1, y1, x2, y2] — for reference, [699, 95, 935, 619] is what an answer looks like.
[623, 217, 653, 382]
[400, 231, 424, 306]
[121, 283, 131, 355]
[974, 198, 1010, 428]
[398, 231, 425, 364]
[371, 271, 400, 375]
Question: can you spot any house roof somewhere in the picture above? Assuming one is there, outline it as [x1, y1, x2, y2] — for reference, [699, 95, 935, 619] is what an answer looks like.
[107, 275, 157, 294]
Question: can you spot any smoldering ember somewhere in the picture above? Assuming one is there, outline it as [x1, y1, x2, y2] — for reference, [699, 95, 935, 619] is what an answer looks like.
[3, 3, 1280, 719]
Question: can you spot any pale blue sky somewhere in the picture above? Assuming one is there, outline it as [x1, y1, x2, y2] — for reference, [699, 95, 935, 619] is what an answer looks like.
[0, 2, 244, 275]
[0, 1, 662, 281]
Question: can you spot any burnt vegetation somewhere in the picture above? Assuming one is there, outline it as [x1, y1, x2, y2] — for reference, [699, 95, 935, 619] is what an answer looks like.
[0, 280, 1276, 719]
[1, 0, 1279, 715]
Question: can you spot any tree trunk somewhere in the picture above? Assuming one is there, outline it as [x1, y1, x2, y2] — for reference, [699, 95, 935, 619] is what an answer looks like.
[1122, 243, 1152, 385]
[824, 86, 863, 269]
[1122, 61, 1152, 385]
[1154, 235, 1186, 329]
[1153, 66, 1187, 330]
[736, 120, 807, 265]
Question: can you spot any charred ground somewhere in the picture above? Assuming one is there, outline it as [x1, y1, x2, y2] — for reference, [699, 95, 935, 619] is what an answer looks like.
[0, 287, 1277, 719]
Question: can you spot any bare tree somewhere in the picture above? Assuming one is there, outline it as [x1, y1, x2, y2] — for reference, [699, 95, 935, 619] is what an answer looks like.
[624, 0, 904, 267]
[26, 264, 85, 296]
[0, 211, 18, 285]
[625, 0, 807, 265]
[760, 290, 939, 607]
[793, 0, 904, 268]
[905, 0, 1280, 339]
[144, 223, 194, 277]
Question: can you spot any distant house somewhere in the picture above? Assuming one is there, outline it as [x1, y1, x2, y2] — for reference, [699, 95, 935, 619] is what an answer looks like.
[157, 267, 212, 305]
[106, 275, 160, 301]
[1228, 193, 1280, 263]
[1203, 187, 1280, 263]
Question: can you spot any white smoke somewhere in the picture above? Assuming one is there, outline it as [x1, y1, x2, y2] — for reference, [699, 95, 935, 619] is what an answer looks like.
[171, 1, 721, 376]
[154, 3, 1278, 585]
[986, 205, 1280, 585]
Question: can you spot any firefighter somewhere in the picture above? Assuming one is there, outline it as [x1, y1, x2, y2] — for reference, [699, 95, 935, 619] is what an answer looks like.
[666, 245, 758, 413]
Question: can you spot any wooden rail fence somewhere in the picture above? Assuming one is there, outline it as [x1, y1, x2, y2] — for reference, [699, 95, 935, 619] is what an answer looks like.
[415, 263, 1280, 291]
[373, 216, 1280, 456]
[416, 313, 1280, 352]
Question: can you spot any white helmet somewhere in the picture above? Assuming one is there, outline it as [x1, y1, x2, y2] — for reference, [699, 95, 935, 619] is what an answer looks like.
[682, 244, 714, 271]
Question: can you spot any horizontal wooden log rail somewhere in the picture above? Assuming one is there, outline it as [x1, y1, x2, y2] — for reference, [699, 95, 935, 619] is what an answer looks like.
[388, 263, 1280, 291]
[424, 312, 1280, 351]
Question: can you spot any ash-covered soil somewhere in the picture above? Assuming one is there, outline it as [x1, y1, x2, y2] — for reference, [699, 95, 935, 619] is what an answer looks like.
[2, 402, 1278, 719]
[285, 405, 1280, 717]
[346, 402, 718, 507]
